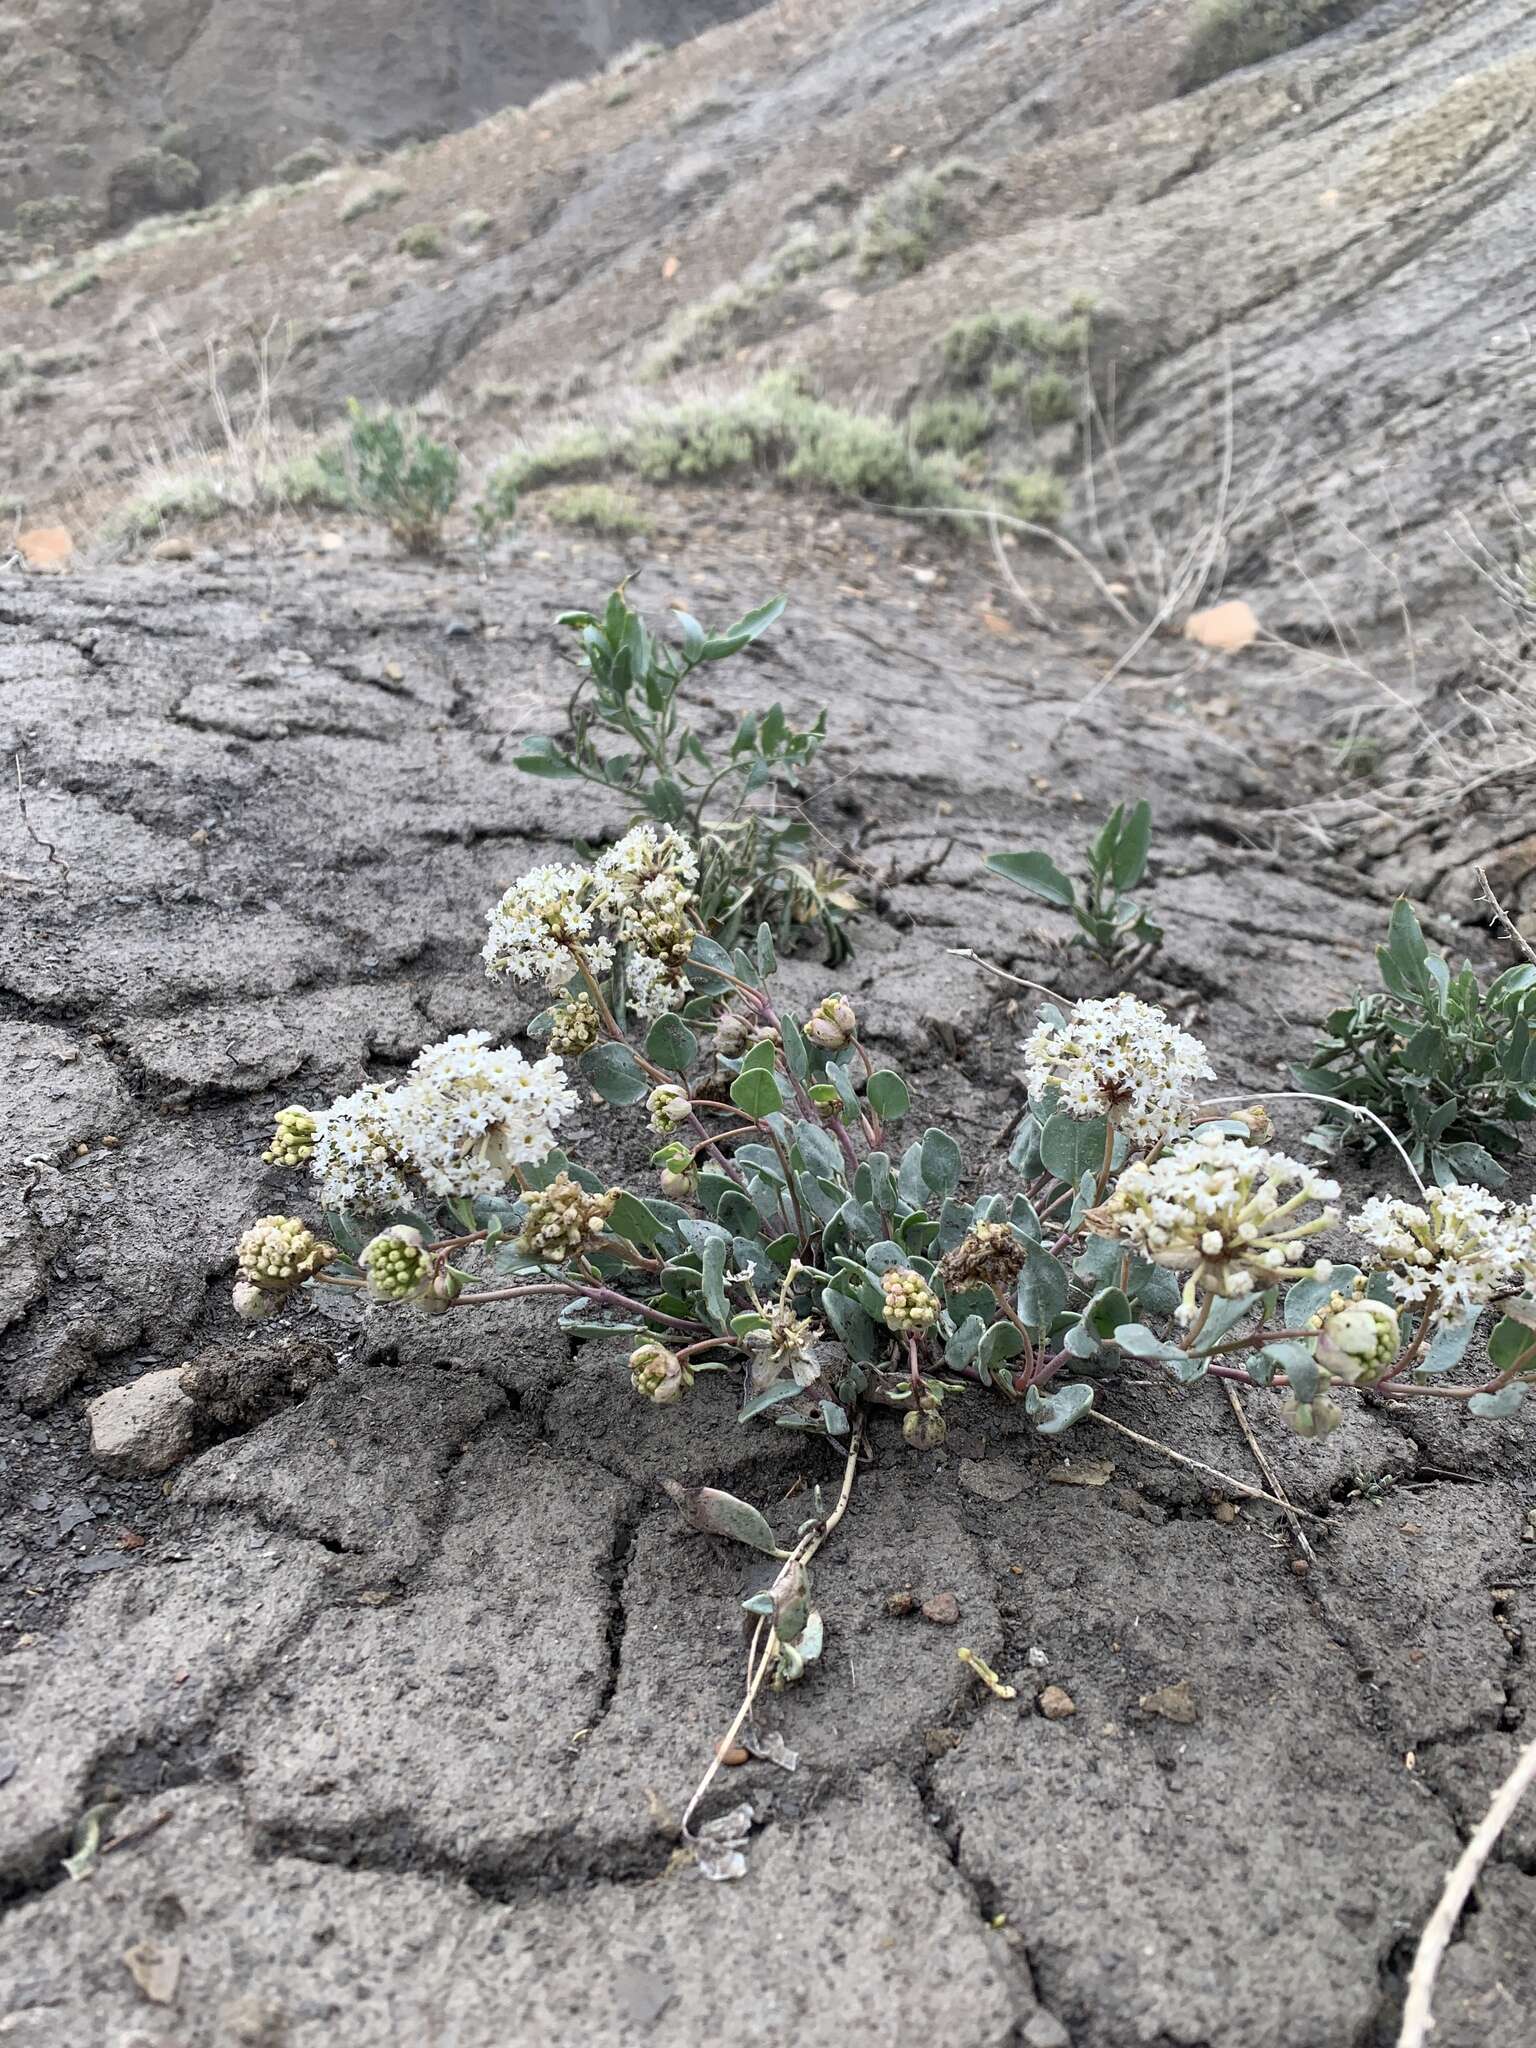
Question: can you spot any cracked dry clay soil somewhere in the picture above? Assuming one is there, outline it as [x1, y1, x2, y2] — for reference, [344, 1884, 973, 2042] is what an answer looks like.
[0, 534, 1532, 2047]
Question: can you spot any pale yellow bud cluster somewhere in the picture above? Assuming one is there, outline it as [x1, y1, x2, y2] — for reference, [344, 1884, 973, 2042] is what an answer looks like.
[1309, 1293, 1400, 1384]
[515, 1172, 618, 1264]
[237, 1214, 335, 1292]
[804, 994, 857, 1053]
[629, 1342, 693, 1405]
[548, 994, 602, 1057]
[647, 1084, 692, 1135]
[263, 1107, 318, 1169]
[882, 1267, 939, 1332]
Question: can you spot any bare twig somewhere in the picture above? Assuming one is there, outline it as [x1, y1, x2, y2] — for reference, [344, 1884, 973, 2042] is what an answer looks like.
[945, 946, 1070, 1007]
[12, 752, 70, 888]
[1222, 1382, 1316, 1562]
[1398, 1728, 1536, 2048]
[984, 508, 1054, 631]
[1089, 1412, 1326, 1523]
[1475, 864, 1536, 964]
[680, 1427, 864, 1846]
[882, 502, 1141, 632]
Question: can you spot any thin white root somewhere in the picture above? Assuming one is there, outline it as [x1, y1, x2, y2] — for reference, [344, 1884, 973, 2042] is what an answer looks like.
[1397, 1727, 1536, 2048]
[1089, 1412, 1325, 1522]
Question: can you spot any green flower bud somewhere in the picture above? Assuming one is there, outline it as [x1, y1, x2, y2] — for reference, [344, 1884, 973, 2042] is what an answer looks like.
[903, 1407, 947, 1450]
[1310, 1294, 1400, 1384]
[804, 994, 857, 1052]
[629, 1341, 693, 1404]
[1281, 1390, 1344, 1439]
[237, 1214, 335, 1292]
[263, 1106, 318, 1169]
[882, 1267, 939, 1333]
[360, 1225, 433, 1303]
[647, 1084, 692, 1135]
[653, 1141, 698, 1200]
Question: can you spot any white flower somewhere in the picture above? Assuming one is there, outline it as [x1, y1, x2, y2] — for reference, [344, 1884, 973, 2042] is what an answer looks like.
[625, 950, 687, 1022]
[394, 1033, 578, 1197]
[1098, 1128, 1339, 1325]
[594, 823, 699, 894]
[311, 1082, 415, 1213]
[482, 862, 614, 992]
[1023, 995, 1214, 1148]
[1351, 1188, 1536, 1325]
[308, 1037, 578, 1211]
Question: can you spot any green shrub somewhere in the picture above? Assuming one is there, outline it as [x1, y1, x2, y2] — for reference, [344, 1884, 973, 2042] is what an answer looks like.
[1180, 0, 1359, 91]
[16, 195, 82, 244]
[544, 485, 653, 539]
[340, 179, 405, 224]
[397, 223, 445, 259]
[275, 452, 353, 511]
[1296, 900, 1536, 1186]
[945, 305, 1088, 385]
[1000, 470, 1066, 524]
[320, 400, 461, 553]
[1026, 369, 1077, 428]
[455, 209, 493, 243]
[988, 361, 1026, 402]
[495, 376, 965, 512]
[46, 270, 99, 309]
[856, 160, 988, 276]
[108, 474, 228, 540]
[909, 396, 993, 455]
[274, 143, 336, 186]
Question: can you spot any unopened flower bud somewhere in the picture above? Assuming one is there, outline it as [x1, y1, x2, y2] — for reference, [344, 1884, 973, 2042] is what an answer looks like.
[713, 1011, 757, 1059]
[548, 994, 602, 1057]
[1231, 1104, 1275, 1144]
[263, 1106, 318, 1169]
[882, 1267, 940, 1332]
[903, 1407, 947, 1450]
[1280, 1389, 1343, 1440]
[629, 1341, 693, 1404]
[232, 1278, 281, 1323]
[654, 1141, 698, 1201]
[515, 1172, 617, 1263]
[804, 994, 857, 1052]
[360, 1224, 433, 1303]
[237, 1214, 335, 1292]
[1311, 1294, 1399, 1384]
[647, 1084, 692, 1135]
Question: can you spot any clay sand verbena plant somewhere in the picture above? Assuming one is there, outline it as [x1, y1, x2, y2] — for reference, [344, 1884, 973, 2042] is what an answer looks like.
[232, 721, 1536, 1876]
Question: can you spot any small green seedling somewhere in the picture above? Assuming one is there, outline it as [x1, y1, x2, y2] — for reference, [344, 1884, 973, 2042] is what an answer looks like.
[987, 800, 1162, 972]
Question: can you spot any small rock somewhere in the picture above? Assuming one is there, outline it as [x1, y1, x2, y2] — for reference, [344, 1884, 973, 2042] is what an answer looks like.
[959, 1459, 1024, 1503]
[719, 1745, 750, 1767]
[884, 1588, 917, 1616]
[150, 536, 196, 562]
[122, 1939, 182, 2007]
[921, 1590, 960, 1626]
[1038, 1685, 1077, 1721]
[1139, 1679, 1199, 1725]
[924, 1726, 961, 1757]
[220, 1994, 287, 2045]
[443, 617, 475, 638]
[1022, 2012, 1072, 2048]
[1184, 597, 1259, 653]
[18, 525, 73, 572]
[88, 1369, 195, 1476]
[1212, 1501, 1239, 1524]
[1046, 1458, 1114, 1489]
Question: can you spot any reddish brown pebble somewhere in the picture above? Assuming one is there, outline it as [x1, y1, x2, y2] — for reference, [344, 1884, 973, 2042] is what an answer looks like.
[1213, 1502, 1238, 1524]
[885, 1589, 917, 1617]
[719, 1745, 750, 1767]
[921, 1591, 961, 1626]
[1038, 1685, 1077, 1721]
[1291, 1558, 1310, 1577]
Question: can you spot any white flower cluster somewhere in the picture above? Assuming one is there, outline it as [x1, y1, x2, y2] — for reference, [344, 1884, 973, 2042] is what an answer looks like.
[482, 825, 699, 1021]
[1351, 1187, 1536, 1323]
[308, 1033, 577, 1211]
[1023, 995, 1214, 1147]
[1099, 1128, 1339, 1324]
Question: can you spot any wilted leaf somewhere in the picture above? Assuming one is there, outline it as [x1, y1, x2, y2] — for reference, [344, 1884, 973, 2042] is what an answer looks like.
[661, 1480, 781, 1555]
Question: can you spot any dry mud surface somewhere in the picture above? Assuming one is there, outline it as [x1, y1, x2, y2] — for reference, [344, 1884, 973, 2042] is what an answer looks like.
[0, 536, 1533, 2046]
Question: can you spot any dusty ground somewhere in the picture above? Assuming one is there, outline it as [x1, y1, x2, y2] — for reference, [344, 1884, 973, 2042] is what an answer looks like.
[0, 511, 1532, 2045]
